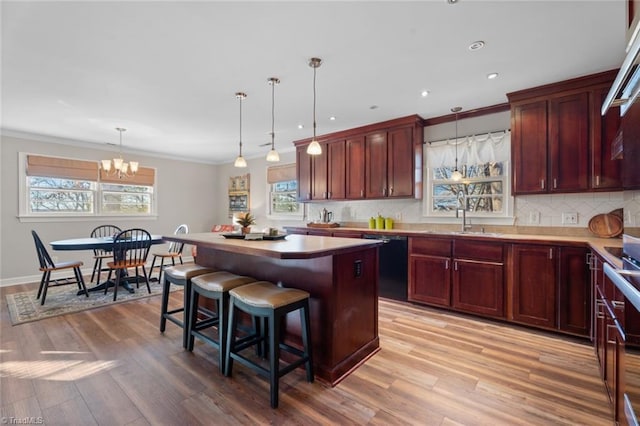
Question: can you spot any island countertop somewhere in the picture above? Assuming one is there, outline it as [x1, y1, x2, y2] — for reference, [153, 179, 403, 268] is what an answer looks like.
[163, 232, 382, 260]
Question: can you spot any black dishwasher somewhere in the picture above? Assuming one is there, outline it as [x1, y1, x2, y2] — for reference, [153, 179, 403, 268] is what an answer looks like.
[363, 234, 408, 301]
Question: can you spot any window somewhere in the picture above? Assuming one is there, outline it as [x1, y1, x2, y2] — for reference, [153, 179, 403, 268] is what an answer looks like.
[424, 130, 513, 221]
[19, 153, 156, 220]
[266, 163, 304, 219]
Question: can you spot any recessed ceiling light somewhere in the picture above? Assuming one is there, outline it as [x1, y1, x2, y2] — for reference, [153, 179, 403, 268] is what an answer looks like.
[447, 0, 459, 4]
[329, 116, 336, 121]
[468, 40, 485, 51]
[487, 72, 499, 80]
[298, 124, 304, 129]
[421, 90, 430, 97]
[370, 105, 379, 110]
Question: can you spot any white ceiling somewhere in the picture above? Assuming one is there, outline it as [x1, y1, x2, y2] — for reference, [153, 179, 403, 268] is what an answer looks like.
[1, 1, 628, 165]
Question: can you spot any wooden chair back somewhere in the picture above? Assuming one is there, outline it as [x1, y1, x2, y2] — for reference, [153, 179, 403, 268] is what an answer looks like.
[31, 230, 55, 270]
[91, 225, 122, 256]
[112, 228, 152, 268]
[167, 224, 188, 255]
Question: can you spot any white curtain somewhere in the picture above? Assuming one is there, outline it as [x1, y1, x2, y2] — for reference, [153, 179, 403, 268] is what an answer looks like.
[426, 130, 511, 169]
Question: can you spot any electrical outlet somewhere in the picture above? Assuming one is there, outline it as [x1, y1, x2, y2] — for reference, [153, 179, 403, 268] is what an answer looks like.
[562, 212, 578, 225]
[395, 212, 402, 221]
[529, 211, 540, 225]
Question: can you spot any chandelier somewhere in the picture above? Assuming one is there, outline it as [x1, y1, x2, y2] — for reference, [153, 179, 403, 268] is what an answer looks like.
[101, 127, 138, 179]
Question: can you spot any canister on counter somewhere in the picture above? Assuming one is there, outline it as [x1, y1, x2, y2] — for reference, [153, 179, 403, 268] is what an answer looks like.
[385, 217, 394, 230]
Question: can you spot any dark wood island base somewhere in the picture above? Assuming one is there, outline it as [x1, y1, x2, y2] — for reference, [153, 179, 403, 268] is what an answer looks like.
[163, 233, 382, 386]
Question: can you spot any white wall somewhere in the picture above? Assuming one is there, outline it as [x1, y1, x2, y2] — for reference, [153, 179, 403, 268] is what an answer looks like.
[0, 133, 218, 286]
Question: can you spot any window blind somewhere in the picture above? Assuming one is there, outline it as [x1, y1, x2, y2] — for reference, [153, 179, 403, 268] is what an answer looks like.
[26, 155, 99, 181]
[267, 163, 296, 183]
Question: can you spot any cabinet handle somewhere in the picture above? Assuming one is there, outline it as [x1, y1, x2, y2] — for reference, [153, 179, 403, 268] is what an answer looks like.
[612, 300, 625, 309]
[383, 188, 387, 196]
[541, 179, 545, 189]
[553, 178, 557, 189]
[360, 189, 364, 197]
[454, 261, 458, 271]
[445, 260, 449, 270]
[549, 248, 553, 260]
[595, 176, 600, 187]
[389, 186, 394, 195]
[328, 191, 332, 199]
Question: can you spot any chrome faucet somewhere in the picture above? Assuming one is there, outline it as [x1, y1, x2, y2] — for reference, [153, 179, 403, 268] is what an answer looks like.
[455, 192, 472, 232]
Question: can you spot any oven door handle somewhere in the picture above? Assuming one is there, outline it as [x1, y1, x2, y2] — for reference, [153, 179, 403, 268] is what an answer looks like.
[604, 263, 640, 312]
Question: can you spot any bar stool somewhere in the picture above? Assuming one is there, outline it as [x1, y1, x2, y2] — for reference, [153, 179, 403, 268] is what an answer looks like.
[187, 271, 258, 373]
[160, 263, 216, 348]
[224, 281, 314, 408]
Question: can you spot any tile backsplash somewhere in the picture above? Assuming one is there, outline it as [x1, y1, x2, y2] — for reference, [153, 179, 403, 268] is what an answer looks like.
[306, 191, 625, 231]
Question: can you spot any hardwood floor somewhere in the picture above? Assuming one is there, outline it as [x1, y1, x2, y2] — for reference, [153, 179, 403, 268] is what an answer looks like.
[1, 282, 612, 425]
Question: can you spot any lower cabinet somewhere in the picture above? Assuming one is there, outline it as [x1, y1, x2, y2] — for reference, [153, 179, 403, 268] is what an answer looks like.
[409, 237, 505, 318]
[512, 244, 591, 336]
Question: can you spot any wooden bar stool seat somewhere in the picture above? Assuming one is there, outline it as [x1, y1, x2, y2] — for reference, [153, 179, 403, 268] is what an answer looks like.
[160, 263, 216, 348]
[224, 281, 314, 408]
[187, 271, 258, 373]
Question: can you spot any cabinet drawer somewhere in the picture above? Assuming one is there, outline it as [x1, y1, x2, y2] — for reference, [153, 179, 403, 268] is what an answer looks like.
[454, 240, 503, 263]
[409, 237, 451, 257]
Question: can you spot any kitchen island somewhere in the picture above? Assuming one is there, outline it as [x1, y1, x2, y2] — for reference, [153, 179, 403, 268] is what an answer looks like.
[162, 232, 382, 386]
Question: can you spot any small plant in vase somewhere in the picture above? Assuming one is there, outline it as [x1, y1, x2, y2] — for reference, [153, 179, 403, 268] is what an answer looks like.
[236, 212, 256, 235]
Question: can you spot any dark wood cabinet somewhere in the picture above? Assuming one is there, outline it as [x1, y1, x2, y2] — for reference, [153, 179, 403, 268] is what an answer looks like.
[296, 146, 312, 201]
[345, 136, 365, 199]
[622, 99, 640, 189]
[591, 86, 623, 190]
[508, 70, 622, 195]
[327, 140, 346, 200]
[409, 237, 504, 317]
[548, 92, 590, 192]
[558, 246, 591, 336]
[452, 239, 504, 318]
[294, 115, 423, 201]
[511, 100, 548, 194]
[512, 244, 557, 328]
[408, 237, 452, 306]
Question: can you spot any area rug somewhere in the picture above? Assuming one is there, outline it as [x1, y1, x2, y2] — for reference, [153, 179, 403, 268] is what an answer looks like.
[5, 282, 179, 326]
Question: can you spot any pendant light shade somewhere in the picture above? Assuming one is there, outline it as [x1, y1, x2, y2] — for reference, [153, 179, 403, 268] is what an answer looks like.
[451, 107, 463, 181]
[101, 127, 139, 179]
[306, 57, 322, 155]
[234, 92, 248, 168]
[266, 77, 280, 162]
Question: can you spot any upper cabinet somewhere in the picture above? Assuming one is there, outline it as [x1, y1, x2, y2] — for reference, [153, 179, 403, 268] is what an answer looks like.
[295, 115, 423, 202]
[508, 70, 622, 195]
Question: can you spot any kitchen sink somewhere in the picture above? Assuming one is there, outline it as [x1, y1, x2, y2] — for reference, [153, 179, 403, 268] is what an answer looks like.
[420, 230, 502, 237]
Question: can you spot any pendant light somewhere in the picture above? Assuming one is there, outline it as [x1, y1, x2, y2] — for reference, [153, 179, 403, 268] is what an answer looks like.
[450, 107, 463, 181]
[234, 92, 248, 168]
[101, 127, 139, 179]
[306, 57, 322, 155]
[266, 77, 280, 162]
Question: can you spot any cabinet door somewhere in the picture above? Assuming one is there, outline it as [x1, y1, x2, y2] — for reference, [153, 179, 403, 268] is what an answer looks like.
[387, 126, 414, 198]
[296, 146, 312, 201]
[452, 259, 504, 318]
[365, 132, 388, 198]
[311, 145, 328, 200]
[622, 98, 640, 189]
[346, 136, 366, 199]
[409, 255, 451, 306]
[595, 290, 607, 378]
[558, 247, 591, 336]
[591, 87, 622, 190]
[511, 100, 548, 194]
[327, 140, 346, 200]
[548, 92, 590, 192]
[512, 244, 557, 328]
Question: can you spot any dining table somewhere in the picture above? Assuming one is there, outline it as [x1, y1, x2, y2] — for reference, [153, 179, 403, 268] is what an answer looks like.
[50, 234, 165, 294]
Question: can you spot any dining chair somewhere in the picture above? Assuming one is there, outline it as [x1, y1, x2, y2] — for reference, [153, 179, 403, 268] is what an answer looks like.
[104, 228, 152, 301]
[31, 230, 89, 305]
[89, 225, 122, 284]
[149, 223, 188, 284]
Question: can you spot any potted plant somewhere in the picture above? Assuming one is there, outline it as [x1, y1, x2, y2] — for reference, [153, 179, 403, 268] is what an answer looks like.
[236, 212, 256, 235]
